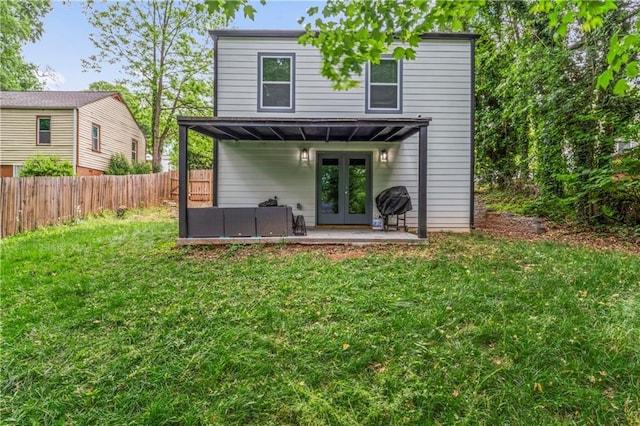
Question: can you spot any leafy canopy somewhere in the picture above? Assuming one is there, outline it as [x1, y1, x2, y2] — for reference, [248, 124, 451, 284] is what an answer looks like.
[0, 0, 51, 90]
[204, 0, 637, 93]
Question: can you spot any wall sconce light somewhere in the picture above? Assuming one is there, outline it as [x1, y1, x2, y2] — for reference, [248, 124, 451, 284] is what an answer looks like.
[379, 149, 388, 163]
[300, 148, 309, 163]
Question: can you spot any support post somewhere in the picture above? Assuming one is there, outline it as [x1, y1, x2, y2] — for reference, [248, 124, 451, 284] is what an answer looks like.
[418, 125, 428, 239]
[213, 138, 218, 206]
[179, 125, 188, 238]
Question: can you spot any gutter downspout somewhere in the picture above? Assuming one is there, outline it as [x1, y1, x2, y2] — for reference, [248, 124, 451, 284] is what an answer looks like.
[73, 108, 78, 173]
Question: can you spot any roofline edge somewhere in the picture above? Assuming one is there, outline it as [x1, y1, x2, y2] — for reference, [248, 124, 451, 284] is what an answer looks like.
[209, 29, 479, 40]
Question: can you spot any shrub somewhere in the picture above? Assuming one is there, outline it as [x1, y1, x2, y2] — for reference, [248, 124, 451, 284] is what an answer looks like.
[580, 150, 640, 225]
[105, 153, 131, 175]
[19, 154, 74, 177]
[130, 161, 152, 175]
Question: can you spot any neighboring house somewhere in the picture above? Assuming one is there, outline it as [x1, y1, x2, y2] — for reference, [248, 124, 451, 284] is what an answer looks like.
[616, 140, 639, 154]
[177, 30, 477, 239]
[0, 91, 145, 176]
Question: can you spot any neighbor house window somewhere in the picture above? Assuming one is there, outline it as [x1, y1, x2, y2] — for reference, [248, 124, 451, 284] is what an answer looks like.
[131, 140, 138, 162]
[13, 165, 22, 177]
[37, 117, 51, 145]
[258, 53, 295, 112]
[91, 124, 101, 151]
[366, 57, 402, 113]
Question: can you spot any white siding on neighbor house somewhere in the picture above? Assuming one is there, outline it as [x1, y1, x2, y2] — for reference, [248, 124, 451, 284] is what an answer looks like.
[78, 96, 145, 172]
[215, 36, 472, 231]
[0, 108, 74, 165]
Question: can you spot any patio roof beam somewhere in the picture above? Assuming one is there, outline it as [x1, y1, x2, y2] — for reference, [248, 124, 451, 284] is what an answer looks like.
[384, 127, 407, 142]
[190, 126, 219, 139]
[268, 126, 285, 141]
[346, 127, 359, 142]
[370, 126, 391, 141]
[211, 126, 243, 141]
[237, 126, 263, 140]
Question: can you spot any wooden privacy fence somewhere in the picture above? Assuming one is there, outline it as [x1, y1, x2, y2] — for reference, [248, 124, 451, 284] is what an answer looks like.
[0, 172, 172, 238]
[170, 169, 214, 202]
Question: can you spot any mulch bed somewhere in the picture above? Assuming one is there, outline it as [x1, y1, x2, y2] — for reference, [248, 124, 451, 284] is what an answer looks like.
[474, 201, 640, 255]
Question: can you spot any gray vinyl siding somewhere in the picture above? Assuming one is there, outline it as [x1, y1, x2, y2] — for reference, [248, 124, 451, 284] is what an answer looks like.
[215, 36, 472, 231]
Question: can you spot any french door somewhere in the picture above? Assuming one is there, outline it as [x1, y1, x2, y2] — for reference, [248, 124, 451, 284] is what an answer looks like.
[316, 152, 372, 225]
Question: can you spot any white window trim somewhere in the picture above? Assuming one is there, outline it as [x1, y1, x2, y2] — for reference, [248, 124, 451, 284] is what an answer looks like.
[365, 57, 403, 113]
[258, 53, 295, 112]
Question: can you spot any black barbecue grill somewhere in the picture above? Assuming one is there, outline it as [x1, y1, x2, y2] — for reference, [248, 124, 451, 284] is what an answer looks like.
[375, 186, 413, 231]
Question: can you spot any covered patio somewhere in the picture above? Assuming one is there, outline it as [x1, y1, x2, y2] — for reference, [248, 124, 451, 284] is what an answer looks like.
[177, 116, 431, 243]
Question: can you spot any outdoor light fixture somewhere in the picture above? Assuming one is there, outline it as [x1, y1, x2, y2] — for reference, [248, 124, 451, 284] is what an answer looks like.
[379, 149, 388, 163]
[300, 148, 309, 163]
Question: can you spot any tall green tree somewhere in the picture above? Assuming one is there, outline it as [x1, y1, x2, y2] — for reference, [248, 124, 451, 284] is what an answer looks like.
[83, 0, 224, 170]
[0, 0, 52, 90]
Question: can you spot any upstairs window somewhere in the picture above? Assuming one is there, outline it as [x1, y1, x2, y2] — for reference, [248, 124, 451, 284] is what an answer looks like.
[366, 58, 402, 113]
[91, 124, 101, 151]
[258, 53, 295, 112]
[37, 117, 51, 145]
[131, 140, 138, 162]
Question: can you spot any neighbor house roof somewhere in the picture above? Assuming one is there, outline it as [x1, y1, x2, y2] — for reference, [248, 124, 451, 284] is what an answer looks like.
[0, 91, 123, 109]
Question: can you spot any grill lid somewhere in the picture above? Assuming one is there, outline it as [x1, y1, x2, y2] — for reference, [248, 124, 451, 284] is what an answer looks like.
[375, 186, 413, 216]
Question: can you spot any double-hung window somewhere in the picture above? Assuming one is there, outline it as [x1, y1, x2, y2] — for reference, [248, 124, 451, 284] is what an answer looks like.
[37, 117, 51, 145]
[258, 53, 295, 112]
[91, 124, 101, 151]
[366, 57, 402, 113]
[131, 140, 138, 162]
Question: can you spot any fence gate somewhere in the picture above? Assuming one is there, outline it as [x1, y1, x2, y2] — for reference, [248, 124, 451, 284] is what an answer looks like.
[170, 169, 214, 202]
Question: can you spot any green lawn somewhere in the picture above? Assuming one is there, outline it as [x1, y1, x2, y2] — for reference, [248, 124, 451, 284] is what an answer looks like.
[1, 209, 639, 425]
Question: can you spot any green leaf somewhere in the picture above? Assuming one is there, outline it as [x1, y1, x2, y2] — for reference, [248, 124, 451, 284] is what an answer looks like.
[613, 79, 630, 95]
[596, 69, 613, 89]
[392, 47, 405, 60]
[409, 34, 421, 46]
[243, 5, 256, 20]
[625, 61, 639, 78]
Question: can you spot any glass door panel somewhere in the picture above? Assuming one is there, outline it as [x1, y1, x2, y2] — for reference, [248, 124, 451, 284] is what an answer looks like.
[320, 158, 340, 215]
[348, 158, 366, 215]
[317, 153, 371, 225]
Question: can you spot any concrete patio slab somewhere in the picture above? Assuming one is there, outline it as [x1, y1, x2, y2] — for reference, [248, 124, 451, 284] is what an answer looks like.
[176, 229, 423, 246]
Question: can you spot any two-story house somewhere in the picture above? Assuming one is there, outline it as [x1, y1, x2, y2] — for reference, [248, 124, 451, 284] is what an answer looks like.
[177, 30, 477, 240]
[0, 91, 146, 176]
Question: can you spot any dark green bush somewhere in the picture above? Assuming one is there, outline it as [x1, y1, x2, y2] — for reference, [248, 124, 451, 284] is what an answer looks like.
[130, 161, 152, 175]
[580, 149, 640, 225]
[19, 154, 74, 177]
[525, 149, 640, 226]
[105, 153, 131, 175]
[524, 193, 574, 223]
